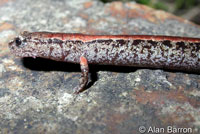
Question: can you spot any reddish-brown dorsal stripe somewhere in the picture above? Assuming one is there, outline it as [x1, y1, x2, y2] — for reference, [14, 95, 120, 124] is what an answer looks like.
[29, 32, 200, 42]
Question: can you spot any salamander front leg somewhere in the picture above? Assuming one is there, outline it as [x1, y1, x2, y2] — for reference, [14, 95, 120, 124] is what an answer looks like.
[74, 56, 89, 94]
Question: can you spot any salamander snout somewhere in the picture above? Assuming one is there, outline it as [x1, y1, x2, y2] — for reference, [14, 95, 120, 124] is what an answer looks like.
[8, 34, 39, 58]
[8, 36, 28, 58]
[8, 36, 25, 50]
[8, 39, 16, 50]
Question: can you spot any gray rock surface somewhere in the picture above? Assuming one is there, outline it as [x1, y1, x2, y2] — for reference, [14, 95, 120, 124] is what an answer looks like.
[0, 0, 200, 133]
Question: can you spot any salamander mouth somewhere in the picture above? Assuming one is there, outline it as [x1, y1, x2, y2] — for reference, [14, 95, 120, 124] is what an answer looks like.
[8, 40, 16, 50]
[8, 38, 23, 57]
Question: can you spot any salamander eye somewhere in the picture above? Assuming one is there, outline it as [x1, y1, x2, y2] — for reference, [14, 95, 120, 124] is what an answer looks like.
[15, 37, 22, 47]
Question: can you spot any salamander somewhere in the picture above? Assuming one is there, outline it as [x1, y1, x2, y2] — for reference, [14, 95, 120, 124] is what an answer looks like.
[8, 31, 200, 93]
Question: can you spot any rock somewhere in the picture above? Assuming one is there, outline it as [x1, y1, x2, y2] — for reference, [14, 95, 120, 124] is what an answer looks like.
[0, 0, 200, 133]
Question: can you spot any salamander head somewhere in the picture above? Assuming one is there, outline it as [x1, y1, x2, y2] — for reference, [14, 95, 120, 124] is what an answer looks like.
[9, 31, 41, 58]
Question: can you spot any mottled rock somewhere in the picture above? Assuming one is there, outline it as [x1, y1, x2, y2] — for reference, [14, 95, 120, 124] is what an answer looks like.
[0, 0, 200, 134]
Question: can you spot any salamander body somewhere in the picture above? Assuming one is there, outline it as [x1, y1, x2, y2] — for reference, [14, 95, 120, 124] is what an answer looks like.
[9, 31, 200, 93]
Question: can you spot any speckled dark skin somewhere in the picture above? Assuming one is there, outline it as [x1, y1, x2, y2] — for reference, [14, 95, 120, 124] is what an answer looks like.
[9, 31, 200, 93]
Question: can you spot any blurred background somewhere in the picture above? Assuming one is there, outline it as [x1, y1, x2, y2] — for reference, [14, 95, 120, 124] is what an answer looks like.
[100, 0, 200, 25]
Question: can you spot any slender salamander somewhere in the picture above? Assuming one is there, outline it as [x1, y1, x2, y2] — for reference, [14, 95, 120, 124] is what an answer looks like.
[8, 31, 200, 93]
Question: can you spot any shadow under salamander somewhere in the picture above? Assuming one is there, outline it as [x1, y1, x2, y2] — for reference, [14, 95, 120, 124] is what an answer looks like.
[22, 57, 138, 90]
[22, 57, 199, 91]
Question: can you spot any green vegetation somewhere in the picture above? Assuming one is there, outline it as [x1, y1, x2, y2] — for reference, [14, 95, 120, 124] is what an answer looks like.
[175, 0, 197, 10]
[100, 0, 132, 3]
[135, 0, 168, 11]
[100, 0, 200, 12]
